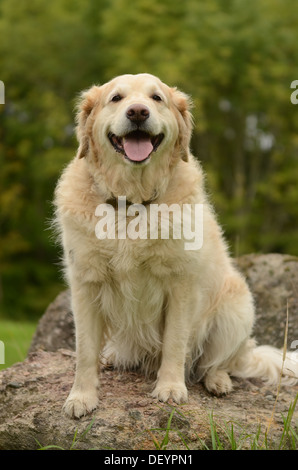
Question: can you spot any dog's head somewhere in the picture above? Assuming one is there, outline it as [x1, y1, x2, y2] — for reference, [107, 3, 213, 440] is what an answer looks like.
[75, 73, 193, 166]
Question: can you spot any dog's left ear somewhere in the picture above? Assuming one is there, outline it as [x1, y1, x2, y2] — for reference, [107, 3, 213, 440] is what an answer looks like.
[75, 85, 102, 159]
[171, 88, 193, 162]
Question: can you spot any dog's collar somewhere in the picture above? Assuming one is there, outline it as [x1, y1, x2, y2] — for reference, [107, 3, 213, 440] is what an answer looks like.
[91, 176, 158, 208]
[105, 192, 158, 208]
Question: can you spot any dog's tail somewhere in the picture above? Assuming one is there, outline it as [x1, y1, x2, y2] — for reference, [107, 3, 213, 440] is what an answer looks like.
[230, 340, 298, 386]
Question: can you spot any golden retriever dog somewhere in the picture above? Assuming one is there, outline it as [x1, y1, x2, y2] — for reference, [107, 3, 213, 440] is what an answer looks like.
[54, 73, 298, 418]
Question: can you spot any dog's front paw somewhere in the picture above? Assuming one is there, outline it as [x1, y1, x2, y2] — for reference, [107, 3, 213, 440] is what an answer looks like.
[152, 381, 188, 404]
[63, 390, 99, 419]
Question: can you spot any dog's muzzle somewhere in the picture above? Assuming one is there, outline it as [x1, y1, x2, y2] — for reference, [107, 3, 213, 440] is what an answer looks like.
[108, 103, 164, 163]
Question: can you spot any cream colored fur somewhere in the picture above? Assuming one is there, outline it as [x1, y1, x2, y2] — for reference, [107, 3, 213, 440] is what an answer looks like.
[54, 74, 298, 418]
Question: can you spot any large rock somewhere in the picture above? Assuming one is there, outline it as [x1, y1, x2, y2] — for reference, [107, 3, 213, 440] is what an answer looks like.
[0, 253, 297, 450]
[236, 253, 298, 349]
[0, 349, 297, 450]
[29, 290, 75, 353]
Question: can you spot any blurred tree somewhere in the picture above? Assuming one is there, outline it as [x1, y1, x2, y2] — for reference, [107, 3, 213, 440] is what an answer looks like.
[0, 0, 298, 320]
[0, 0, 107, 318]
[100, 0, 298, 254]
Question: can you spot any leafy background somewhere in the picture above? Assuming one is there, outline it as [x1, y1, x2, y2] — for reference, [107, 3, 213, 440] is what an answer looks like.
[1, 0, 298, 323]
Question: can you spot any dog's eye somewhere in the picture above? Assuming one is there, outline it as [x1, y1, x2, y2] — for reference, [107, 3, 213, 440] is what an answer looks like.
[111, 94, 123, 102]
[152, 94, 162, 102]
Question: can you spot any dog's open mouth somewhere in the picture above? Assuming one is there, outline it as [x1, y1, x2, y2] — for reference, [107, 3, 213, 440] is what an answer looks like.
[108, 130, 164, 163]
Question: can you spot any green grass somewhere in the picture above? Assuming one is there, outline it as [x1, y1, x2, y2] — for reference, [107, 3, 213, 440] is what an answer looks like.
[147, 400, 298, 450]
[0, 320, 37, 370]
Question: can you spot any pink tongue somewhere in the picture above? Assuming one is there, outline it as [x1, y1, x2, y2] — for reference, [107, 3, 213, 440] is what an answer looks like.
[123, 133, 153, 162]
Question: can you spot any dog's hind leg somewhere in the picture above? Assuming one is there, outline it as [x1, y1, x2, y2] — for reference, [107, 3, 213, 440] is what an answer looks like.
[197, 273, 255, 395]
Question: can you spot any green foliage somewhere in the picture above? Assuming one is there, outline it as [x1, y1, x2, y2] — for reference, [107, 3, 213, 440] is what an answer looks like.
[0, 320, 37, 370]
[0, 0, 298, 320]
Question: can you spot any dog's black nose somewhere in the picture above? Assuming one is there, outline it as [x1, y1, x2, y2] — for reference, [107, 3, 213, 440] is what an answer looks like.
[126, 104, 150, 123]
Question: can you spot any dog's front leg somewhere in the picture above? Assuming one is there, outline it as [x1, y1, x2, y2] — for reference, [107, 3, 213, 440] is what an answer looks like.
[152, 283, 192, 404]
[63, 282, 103, 418]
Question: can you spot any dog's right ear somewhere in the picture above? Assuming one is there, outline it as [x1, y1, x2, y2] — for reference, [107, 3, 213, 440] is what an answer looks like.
[75, 85, 102, 159]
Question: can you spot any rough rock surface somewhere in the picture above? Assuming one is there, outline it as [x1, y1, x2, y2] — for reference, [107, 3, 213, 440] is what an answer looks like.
[1, 253, 298, 450]
[0, 350, 297, 450]
[236, 253, 298, 349]
[29, 290, 74, 353]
